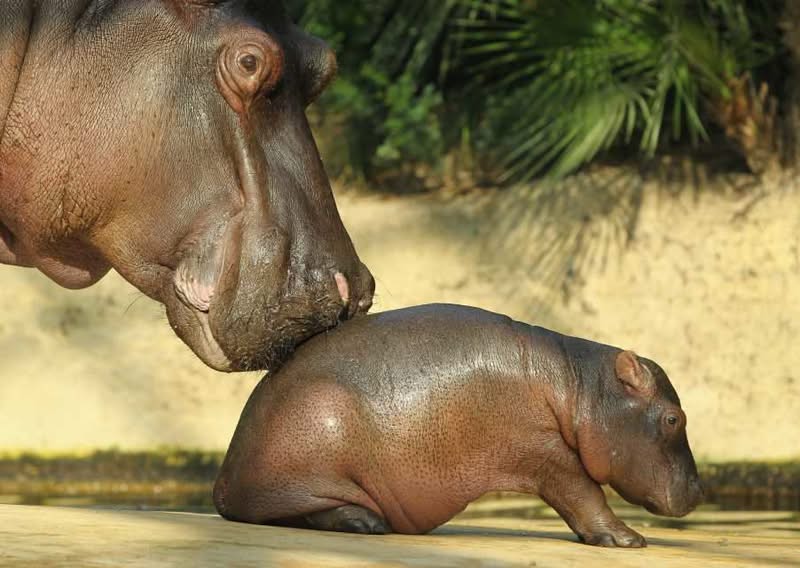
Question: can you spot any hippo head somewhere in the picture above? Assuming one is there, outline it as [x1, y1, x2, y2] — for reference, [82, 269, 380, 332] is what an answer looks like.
[576, 351, 703, 517]
[79, 1, 374, 371]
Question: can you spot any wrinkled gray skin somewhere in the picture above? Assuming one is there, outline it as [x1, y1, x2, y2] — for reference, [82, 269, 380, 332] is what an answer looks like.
[215, 304, 704, 547]
[0, 0, 374, 372]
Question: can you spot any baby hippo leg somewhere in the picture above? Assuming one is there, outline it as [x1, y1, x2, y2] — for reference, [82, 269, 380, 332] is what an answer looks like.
[215, 381, 393, 534]
[215, 472, 393, 534]
[305, 505, 392, 535]
[538, 448, 646, 548]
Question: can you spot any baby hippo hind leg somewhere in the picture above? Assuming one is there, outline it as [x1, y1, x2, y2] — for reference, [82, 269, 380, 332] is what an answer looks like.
[304, 505, 392, 535]
[217, 380, 391, 534]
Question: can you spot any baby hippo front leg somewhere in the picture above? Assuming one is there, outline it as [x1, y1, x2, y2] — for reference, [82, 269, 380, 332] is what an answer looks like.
[538, 446, 646, 548]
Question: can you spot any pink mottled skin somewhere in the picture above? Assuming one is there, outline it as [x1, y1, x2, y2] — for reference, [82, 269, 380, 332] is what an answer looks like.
[215, 304, 703, 547]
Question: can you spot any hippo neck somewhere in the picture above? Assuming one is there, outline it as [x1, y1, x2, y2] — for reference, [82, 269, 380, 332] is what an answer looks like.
[469, 322, 585, 496]
[558, 333, 622, 485]
[558, 333, 619, 418]
[0, 1, 35, 157]
[0, 1, 134, 287]
[1, 1, 111, 142]
[516, 324, 583, 450]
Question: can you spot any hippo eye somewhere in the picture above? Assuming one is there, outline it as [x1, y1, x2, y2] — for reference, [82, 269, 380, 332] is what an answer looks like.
[217, 34, 284, 114]
[663, 413, 682, 431]
[238, 54, 259, 75]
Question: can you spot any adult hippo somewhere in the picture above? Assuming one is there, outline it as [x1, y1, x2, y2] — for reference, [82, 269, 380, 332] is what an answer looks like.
[0, 0, 374, 371]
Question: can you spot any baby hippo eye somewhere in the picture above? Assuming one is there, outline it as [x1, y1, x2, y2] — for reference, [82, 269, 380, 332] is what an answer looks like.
[663, 413, 683, 431]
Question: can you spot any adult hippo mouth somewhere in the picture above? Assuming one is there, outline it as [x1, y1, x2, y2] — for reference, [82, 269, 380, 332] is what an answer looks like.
[165, 210, 374, 373]
[170, 288, 353, 374]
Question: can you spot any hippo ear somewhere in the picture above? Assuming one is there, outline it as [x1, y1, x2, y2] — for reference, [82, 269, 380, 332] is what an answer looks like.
[615, 351, 656, 398]
[293, 30, 338, 106]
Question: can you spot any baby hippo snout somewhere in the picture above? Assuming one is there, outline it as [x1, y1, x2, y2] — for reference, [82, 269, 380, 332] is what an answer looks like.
[688, 475, 704, 505]
[662, 476, 704, 518]
[642, 468, 704, 518]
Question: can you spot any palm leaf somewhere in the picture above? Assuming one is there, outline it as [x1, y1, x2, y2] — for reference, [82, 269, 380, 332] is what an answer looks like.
[451, 0, 776, 181]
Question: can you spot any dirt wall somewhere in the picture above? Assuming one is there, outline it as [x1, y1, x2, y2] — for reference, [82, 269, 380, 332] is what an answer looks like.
[1, 180, 797, 461]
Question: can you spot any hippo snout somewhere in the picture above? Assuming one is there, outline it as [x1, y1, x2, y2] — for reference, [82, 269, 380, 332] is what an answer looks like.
[320, 264, 374, 322]
[687, 474, 705, 508]
[333, 263, 375, 320]
[672, 474, 704, 517]
[353, 262, 376, 314]
[647, 474, 704, 518]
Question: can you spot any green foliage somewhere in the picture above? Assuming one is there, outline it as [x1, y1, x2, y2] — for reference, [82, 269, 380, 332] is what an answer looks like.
[375, 76, 444, 167]
[288, 0, 454, 180]
[457, 0, 779, 181]
[289, 0, 784, 185]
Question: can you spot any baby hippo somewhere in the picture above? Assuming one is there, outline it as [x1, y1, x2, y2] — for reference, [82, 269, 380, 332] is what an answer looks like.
[214, 304, 703, 547]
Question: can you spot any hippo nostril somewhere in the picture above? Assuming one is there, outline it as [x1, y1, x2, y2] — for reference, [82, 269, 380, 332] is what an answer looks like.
[334, 272, 350, 306]
[355, 267, 375, 315]
[690, 476, 705, 503]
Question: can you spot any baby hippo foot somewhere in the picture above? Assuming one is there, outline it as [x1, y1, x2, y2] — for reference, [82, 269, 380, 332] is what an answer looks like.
[305, 505, 391, 535]
[578, 522, 646, 548]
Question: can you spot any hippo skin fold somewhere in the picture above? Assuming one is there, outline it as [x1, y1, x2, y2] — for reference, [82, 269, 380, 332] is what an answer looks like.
[214, 304, 704, 548]
[0, 0, 374, 372]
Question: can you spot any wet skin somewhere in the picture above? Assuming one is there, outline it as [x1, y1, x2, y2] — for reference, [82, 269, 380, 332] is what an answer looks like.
[215, 304, 704, 547]
[0, 0, 374, 372]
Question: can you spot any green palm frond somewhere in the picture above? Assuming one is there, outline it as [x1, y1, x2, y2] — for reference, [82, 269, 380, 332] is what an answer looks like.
[450, 0, 776, 181]
[290, 0, 781, 184]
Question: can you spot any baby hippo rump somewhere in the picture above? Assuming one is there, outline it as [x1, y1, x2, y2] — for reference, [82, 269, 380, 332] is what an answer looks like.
[214, 304, 703, 547]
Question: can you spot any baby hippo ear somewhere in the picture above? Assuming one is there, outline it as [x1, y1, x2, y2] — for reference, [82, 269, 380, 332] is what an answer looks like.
[615, 351, 656, 398]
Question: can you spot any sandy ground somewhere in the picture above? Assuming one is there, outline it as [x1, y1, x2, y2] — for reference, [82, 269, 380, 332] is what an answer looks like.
[0, 173, 798, 461]
[1, 504, 798, 567]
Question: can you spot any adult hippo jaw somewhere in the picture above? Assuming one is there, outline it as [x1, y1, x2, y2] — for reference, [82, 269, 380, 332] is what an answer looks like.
[0, 1, 374, 372]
